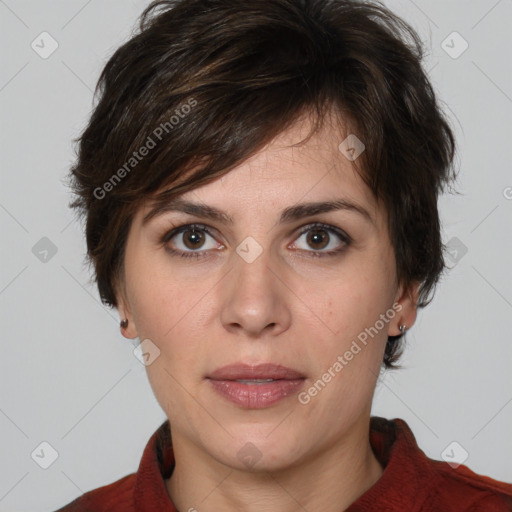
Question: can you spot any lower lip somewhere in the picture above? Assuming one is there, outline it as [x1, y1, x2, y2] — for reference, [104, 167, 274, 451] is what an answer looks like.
[208, 379, 305, 408]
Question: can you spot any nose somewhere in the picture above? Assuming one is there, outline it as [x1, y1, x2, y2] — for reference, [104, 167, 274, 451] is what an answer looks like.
[219, 245, 291, 338]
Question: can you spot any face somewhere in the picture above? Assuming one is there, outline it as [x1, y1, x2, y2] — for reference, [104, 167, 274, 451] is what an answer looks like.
[117, 112, 418, 473]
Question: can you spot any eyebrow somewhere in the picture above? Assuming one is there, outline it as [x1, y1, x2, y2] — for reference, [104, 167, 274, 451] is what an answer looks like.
[142, 197, 375, 227]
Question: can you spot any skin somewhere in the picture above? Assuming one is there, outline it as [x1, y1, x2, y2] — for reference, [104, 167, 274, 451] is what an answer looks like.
[116, 110, 419, 512]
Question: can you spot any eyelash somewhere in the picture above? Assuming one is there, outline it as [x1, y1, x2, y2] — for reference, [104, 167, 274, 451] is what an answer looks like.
[160, 222, 352, 260]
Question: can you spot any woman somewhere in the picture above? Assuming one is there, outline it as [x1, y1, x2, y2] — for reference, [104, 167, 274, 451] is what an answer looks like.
[56, 0, 512, 510]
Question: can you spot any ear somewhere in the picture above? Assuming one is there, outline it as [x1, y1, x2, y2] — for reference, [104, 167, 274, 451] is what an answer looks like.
[115, 280, 139, 340]
[390, 280, 421, 336]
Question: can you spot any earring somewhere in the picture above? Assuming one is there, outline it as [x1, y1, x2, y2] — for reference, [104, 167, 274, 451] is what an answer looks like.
[399, 324, 407, 335]
[120, 319, 129, 330]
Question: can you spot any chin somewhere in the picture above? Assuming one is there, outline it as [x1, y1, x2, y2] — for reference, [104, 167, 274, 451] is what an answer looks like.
[210, 429, 305, 473]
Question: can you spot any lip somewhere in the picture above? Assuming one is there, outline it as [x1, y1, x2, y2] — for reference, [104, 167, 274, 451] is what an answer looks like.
[207, 363, 306, 409]
[208, 363, 305, 381]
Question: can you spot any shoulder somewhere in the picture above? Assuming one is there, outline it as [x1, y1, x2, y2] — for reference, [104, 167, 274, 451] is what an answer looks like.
[53, 473, 136, 512]
[428, 458, 512, 511]
[392, 418, 512, 511]
[366, 417, 512, 511]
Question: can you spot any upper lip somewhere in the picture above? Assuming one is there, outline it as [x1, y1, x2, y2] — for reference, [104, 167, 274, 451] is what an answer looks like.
[208, 363, 305, 380]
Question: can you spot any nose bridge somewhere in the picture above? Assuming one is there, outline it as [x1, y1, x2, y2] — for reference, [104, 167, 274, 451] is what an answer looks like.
[220, 237, 290, 335]
[232, 237, 276, 301]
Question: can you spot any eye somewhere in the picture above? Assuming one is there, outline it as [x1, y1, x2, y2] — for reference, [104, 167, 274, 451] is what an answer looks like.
[162, 223, 223, 259]
[161, 222, 351, 260]
[290, 223, 351, 257]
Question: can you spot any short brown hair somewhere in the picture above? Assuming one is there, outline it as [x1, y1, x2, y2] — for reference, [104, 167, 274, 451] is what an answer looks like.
[67, 0, 457, 368]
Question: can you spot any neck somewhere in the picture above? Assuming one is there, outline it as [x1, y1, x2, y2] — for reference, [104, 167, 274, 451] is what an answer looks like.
[165, 416, 383, 512]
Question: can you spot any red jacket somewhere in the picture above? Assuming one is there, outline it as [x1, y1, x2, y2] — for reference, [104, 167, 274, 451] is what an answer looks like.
[55, 417, 512, 511]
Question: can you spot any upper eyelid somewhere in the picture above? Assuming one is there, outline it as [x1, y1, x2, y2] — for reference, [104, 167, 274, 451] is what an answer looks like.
[297, 222, 350, 239]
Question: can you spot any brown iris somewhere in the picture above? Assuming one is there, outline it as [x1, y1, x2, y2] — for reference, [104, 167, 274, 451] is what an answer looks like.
[182, 229, 205, 249]
[306, 228, 329, 250]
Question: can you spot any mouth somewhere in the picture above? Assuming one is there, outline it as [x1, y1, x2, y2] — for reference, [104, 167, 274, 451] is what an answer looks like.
[207, 363, 306, 409]
[234, 379, 279, 384]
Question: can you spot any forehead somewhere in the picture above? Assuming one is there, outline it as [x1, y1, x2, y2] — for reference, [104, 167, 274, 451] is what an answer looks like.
[137, 111, 381, 226]
[244, 110, 362, 172]
[213, 119, 373, 204]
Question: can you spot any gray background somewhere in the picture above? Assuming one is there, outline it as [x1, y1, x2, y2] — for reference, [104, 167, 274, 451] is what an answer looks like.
[1, 0, 511, 510]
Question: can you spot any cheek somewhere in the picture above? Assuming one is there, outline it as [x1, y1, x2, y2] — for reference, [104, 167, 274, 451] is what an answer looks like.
[303, 258, 395, 376]
[313, 265, 394, 337]
[128, 270, 209, 413]
[127, 255, 210, 341]
[127, 265, 216, 393]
